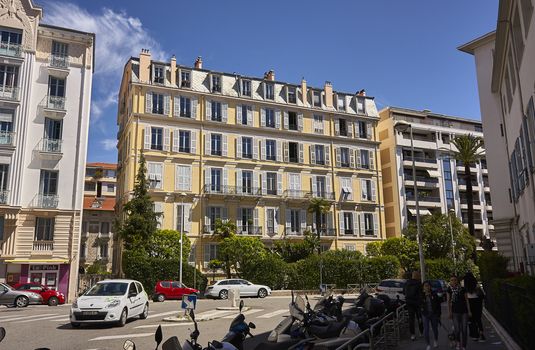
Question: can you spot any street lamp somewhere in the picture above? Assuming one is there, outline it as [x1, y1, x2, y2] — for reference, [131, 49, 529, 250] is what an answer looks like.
[449, 208, 456, 265]
[395, 121, 426, 282]
[179, 192, 186, 287]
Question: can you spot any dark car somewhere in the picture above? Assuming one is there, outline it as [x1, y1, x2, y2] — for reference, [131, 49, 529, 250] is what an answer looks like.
[428, 279, 447, 301]
[153, 281, 199, 302]
[13, 283, 66, 306]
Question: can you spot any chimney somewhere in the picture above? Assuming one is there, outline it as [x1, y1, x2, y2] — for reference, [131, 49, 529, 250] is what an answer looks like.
[194, 56, 203, 69]
[170, 55, 176, 85]
[301, 78, 307, 105]
[264, 70, 275, 81]
[139, 48, 151, 84]
[324, 81, 333, 108]
[357, 89, 366, 96]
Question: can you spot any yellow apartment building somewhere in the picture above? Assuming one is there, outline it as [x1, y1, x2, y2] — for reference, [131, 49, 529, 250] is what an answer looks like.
[115, 50, 386, 273]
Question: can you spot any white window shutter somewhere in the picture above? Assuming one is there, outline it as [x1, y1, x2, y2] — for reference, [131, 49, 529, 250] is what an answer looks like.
[335, 147, 341, 167]
[327, 213, 333, 231]
[145, 92, 152, 113]
[356, 212, 362, 235]
[236, 170, 242, 194]
[261, 172, 267, 195]
[223, 168, 228, 187]
[192, 98, 198, 119]
[253, 138, 259, 160]
[347, 121, 353, 138]
[186, 166, 192, 191]
[373, 213, 379, 236]
[349, 149, 355, 168]
[173, 96, 180, 117]
[370, 150, 375, 170]
[261, 139, 266, 160]
[339, 211, 345, 231]
[237, 209, 243, 234]
[144, 126, 151, 149]
[236, 105, 242, 124]
[300, 210, 307, 232]
[253, 171, 259, 191]
[283, 142, 289, 162]
[154, 202, 163, 227]
[295, 173, 302, 190]
[335, 119, 340, 135]
[310, 145, 316, 164]
[204, 208, 211, 231]
[325, 145, 331, 165]
[247, 106, 253, 126]
[164, 95, 170, 115]
[204, 168, 210, 189]
[205, 133, 211, 155]
[326, 175, 332, 194]
[277, 173, 283, 195]
[367, 122, 373, 140]
[356, 149, 362, 169]
[254, 208, 259, 230]
[275, 110, 281, 129]
[298, 113, 304, 131]
[222, 103, 228, 123]
[191, 131, 197, 154]
[236, 137, 242, 158]
[361, 179, 367, 200]
[285, 209, 292, 233]
[205, 100, 212, 120]
[261, 108, 266, 127]
[311, 176, 317, 194]
[371, 180, 376, 201]
[277, 141, 283, 162]
[299, 143, 304, 163]
[354, 121, 360, 137]
[222, 134, 228, 157]
[163, 128, 170, 151]
[283, 111, 289, 129]
[172, 129, 179, 152]
[185, 204, 192, 233]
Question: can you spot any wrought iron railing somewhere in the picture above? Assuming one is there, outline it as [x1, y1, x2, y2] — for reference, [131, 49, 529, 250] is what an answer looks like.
[237, 226, 262, 235]
[403, 155, 437, 164]
[0, 190, 8, 204]
[203, 184, 261, 196]
[45, 95, 66, 110]
[284, 190, 312, 199]
[406, 195, 441, 202]
[0, 131, 15, 146]
[311, 191, 335, 200]
[0, 42, 22, 57]
[0, 86, 19, 101]
[40, 138, 62, 153]
[49, 54, 70, 69]
[35, 194, 59, 208]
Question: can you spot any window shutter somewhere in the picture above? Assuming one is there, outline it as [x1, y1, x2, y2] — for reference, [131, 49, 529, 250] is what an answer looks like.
[339, 211, 345, 231]
[204, 208, 211, 233]
[275, 110, 281, 129]
[325, 145, 331, 165]
[223, 168, 228, 187]
[353, 212, 359, 235]
[261, 139, 266, 160]
[261, 108, 266, 127]
[222, 134, 228, 157]
[373, 213, 379, 236]
[144, 126, 151, 149]
[283, 142, 289, 162]
[164, 95, 170, 115]
[283, 111, 289, 129]
[173, 96, 180, 117]
[204, 168, 210, 190]
[327, 213, 333, 231]
[335, 119, 340, 135]
[154, 202, 163, 227]
[163, 128, 170, 151]
[205, 100, 212, 120]
[311, 176, 317, 194]
[349, 148, 355, 168]
[262, 82, 267, 99]
[185, 167, 192, 191]
[361, 179, 368, 200]
[310, 145, 316, 164]
[261, 172, 267, 195]
[371, 180, 376, 201]
[236, 170, 242, 194]
[285, 209, 292, 233]
[300, 210, 307, 232]
[191, 131, 197, 154]
[277, 173, 283, 195]
[172, 129, 179, 152]
[359, 213, 365, 236]
[236, 105, 242, 124]
[145, 92, 152, 113]
[299, 143, 304, 163]
[335, 147, 341, 167]
[253, 138, 259, 160]
[326, 175, 332, 195]
[264, 208, 269, 234]
[347, 121, 353, 138]
[253, 171, 259, 192]
[367, 122, 373, 140]
[254, 209, 259, 230]
[247, 106, 253, 126]
[184, 204, 192, 233]
[298, 113, 304, 131]
[369, 150, 375, 170]
[190, 98, 198, 119]
[236, 137, 242, 158]
[277, 141, 283, 162]
[222, 207, 228, 221]
[222, 103, 228, 123]
[205, 133, 211, 155]
[356, 149, 362, 169]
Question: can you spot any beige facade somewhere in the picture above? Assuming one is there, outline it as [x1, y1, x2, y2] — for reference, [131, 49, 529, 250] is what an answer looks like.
[115, 50, 387, 274]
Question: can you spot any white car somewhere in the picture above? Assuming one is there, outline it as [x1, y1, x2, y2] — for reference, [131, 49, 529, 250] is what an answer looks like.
[204, 279, 271, 299]
[376, 279, 407, 301]
[70, 279, 149, 327]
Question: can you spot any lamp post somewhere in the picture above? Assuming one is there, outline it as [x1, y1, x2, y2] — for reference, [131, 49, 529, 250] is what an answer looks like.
[179, 192, 186, 286]
[449, 208, 456, 265]
[395, 122, 426, 282]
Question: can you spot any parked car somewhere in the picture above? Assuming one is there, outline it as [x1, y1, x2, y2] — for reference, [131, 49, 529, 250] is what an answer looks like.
[376, 279, 407, 301]
[13, 282, 66, 306]
[0, 282, 43, 307]
[204, 279, 271, 299]
[70, 279, 149, 327]
[428, 279, 447, 301]
[153, 281, 199, 302]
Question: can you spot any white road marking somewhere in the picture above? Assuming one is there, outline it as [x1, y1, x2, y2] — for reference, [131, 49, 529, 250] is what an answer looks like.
[89, 333, 155, 341]
[222, 309, 264, 318]
[146, 310, 180, 319]
[258, 309, 288, 318]
[135, 322, 193, 329]
[12, 314, 70, 323]
[195, 310, 234, 319]
[0, 313, 57, 322]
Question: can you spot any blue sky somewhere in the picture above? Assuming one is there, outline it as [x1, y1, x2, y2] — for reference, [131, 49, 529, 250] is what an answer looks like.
[41, 0, 499, 163]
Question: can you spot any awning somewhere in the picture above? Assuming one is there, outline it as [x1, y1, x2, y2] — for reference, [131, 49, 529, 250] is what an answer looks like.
[4, 259, 69, 263]
[408, 208, 432, 216]
[427, 170, 441, 178]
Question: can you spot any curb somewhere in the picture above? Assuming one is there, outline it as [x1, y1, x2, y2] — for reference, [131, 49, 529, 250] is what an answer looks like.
[483, 308, 522, 350]
[163, 307, 250, 323]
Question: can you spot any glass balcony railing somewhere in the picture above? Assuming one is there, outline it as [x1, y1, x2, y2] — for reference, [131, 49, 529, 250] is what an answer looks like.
[403, 155, 437, 164]
[404, 176, 439, 183]
[49, 54, 70, 69]
[0, 131, 15, 146]
[0, 42, 22, 58]
[0, 86, 19, 101]
[406, 195, 441, 202]
[460, 198, 481, 205]
[40, 138, 62, 153]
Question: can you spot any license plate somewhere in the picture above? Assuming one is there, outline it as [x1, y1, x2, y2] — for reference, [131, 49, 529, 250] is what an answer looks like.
[82, 311, 98, 315]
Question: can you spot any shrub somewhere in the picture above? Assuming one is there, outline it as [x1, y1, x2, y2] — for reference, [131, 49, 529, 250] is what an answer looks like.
[242, 253, 290, 290]
[478, 251, 509, 283]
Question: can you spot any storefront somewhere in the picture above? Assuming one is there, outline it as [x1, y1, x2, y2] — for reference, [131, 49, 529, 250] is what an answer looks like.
[5, 260, 70, 300]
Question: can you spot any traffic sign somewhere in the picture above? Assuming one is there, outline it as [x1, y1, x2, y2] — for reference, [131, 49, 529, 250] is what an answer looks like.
[181, 294, 197, 310]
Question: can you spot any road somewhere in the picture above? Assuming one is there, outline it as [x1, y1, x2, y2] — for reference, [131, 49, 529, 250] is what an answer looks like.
[0, 296, 293, 350]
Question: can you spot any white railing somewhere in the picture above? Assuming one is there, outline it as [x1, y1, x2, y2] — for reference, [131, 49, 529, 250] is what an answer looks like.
[49, 54, 70, 69]
[32, 240, 54, 252]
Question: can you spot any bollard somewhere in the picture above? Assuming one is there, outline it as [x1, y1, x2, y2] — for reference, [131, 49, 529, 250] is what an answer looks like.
[229, 287, 240, 308]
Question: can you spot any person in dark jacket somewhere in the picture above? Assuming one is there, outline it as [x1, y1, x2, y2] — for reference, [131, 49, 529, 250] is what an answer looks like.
[421, 280, 442, 349]
[464, 272, 485, 342]
[404, 271, 423, 340]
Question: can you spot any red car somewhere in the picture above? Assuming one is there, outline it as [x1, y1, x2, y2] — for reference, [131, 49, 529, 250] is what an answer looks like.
[13, 283, 65, 306]
[153, 281, 199, 302]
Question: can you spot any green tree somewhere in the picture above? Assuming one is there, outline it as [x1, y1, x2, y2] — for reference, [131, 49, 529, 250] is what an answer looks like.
[86, 260, 110, 275]
[212, 219, 237, 278]
[219, 236, 267, 277]
[451, 134, 487, 257]
[307, 198, 331, 253]
[116, 153, 160, 252]
[365, 241, 384, 257]
[208, 259, 223, 282]
[242, 253, 289, 290]
[274, 231, 319, 263]
[380, 237, 419, 272]
[147, 229, 191, 260]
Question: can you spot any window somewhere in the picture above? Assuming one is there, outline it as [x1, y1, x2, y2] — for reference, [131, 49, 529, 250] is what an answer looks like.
[188, 245, 196, 265]
[211, 101, 222, 122]
[315, 176, 327, 197]
[361, 179, 375, 201]
[48, 76, 65, 98]
[211, 75, 221, 93]
[151, 127, 163, 150]
[180, 96, 191, 117]
[343, 212, 354, 235]
[363, 213, 375, 236]
[475, 124, 483, 132]
[84, 181, 95, 191]
[153, 65, 165, 84]
[338, 119, 348, 136]
[39, 170, 58, 196]
[266, 208, 277, 234]
[204, 244, 220, 266]
[0, 108, 13, 144]
[35, 217, 54, 241]
[265, 108, 275, 128]
[106, 184, 115, 192]
[99, 243, 109, 258]
[266, 139, 276, 161]
[240, 105, 248, 125]
[176, 204, 187, 233]
[176, 165, 191, 191]
[356, 121, 368, 139]
[44, 117, 62, 153]
[101, 222, 110, 235]
[314, 115, 324, 134]
[290, 209, 300, 233]
[242, 137, 253, 158]
[211, 134, 222, 156]
[287, 86, 297, 103]
[340, 177, 352, 200]
[360, 149, 370, 169]
[147, 162, 163, 189]
[179, 130, 190, 153]
[312, 91, 322, 107]
[0, 28, 22, 56]
[238, 207, 254, 233]
[443, 158, 454, 210]
[51, 41, 68, 66]
[208, 207, 223, 231]
[80, 242, 86, 258]
[314, 145, 325, 165]
[88, 221, 100, 233]
[105, 170, 116, 178]
[265, 83, 274, 100]
[210, 168, 222, 192]
[266, 172, 277, 195]
[288, 173, 301, 195]
[242, 171, 253, 194]
[356, 97, 366, 114]
[337, 95, 345, 111]
[0, 64, 18, 95]
[241, 79, 251, 96]
[289, 142, 299, 163]
[180, 70, 191, 88]
[151, 93, 165, 114]
[288, 112, 298, 130]
[340, 148, 350, 167]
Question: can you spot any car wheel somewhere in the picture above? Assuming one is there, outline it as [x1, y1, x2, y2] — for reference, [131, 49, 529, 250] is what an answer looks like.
[117, 308, 128, 327]
[219, 289, 228, 300]
[139, 303, 149, 319]
[48, 297, 59, 306]
[157, 294, 165, 302]
[15, 296, 29, 308]
[257, 288, 268, 299]
[71, 322, 80, 328]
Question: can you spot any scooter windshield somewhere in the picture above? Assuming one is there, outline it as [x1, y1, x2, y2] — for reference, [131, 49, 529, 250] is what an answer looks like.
[229, 314, 246, 331]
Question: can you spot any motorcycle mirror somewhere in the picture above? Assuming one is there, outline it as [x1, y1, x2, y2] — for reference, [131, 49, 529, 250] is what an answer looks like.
[248, 322, 256, 329]
[291, 290, 295, 303]
[155, 325, 163, 348]
[123, 340, 136, 350]
[0, 327, 5, 343]
[162, 336, 181, 350]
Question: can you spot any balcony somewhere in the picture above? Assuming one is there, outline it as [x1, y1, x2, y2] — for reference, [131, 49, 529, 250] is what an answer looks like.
[33, 194, 59, 209]
[284, 229, 305, 236]
[48, 54, 70, 74]
[42, 95, 66, 118]
[284, 190, 312, 200]
[0, 131, 15, 147]
[0, 86, 19, 102]
[32, 240, 54, 254]
[38, 138, 62, 159]
[311, 191, 335, 200]
[404, 176, 439, 188]
[406, 195, 442, 207]
[203, 185, 261, 198]
[237, 226, 262, 236]
[0, 42, 22, 58]
[316, 228, 336, 238]
[402, 156, 438, 169]
[0, 190, 8, 204]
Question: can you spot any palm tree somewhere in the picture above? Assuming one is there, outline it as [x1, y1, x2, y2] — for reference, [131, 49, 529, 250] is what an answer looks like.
[308, 198, 331, 254]
[451, 134, 484, 260]
[212, 218, 236, 278]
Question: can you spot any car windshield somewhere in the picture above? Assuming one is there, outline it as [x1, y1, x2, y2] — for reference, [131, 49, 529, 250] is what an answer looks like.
[85, 282, 128, 296]
[0, 283, 13, 291]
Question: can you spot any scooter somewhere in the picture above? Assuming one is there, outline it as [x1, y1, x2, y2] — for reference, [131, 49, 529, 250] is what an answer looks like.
[0, 328, 52, 350]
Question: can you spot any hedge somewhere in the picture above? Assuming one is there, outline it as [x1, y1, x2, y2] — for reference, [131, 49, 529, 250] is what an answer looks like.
[423, 258, 480, 281]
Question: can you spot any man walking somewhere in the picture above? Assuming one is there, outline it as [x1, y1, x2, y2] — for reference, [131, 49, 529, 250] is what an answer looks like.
[404, 271, 423, 340]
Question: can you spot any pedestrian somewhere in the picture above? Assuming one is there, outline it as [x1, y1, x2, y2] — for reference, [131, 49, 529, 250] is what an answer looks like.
[404, 270, 423, 340]
[421, 280, 441, 349]
[448, 274, 471, 350]
[464, 272, 486, 342]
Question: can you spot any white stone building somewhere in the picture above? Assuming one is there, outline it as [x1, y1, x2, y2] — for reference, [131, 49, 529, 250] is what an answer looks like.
[0, 0, 94, 300]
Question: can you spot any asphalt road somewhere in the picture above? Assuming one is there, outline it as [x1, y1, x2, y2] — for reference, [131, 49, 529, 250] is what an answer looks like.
[0, 296, 293, 350]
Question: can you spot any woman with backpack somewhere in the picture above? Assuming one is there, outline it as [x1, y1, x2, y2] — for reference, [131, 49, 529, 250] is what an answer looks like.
[421, 280, 442, 350]
[464, 272, 486, 342]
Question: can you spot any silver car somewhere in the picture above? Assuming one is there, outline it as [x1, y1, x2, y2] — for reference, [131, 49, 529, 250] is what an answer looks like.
[204, 279, 271, 299]
[0, 282, 43, 307]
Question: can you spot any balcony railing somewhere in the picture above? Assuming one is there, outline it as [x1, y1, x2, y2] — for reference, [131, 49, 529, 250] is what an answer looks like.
[0, 42, 22, 58]
[284, 190, 312, 199]
[0, 190, 8, 204]
[458, 179, 479, 186]
[285, 229, 305, 236]
[0, 131, 15, 146]
[316, 228, 336, 236]
[35, 194, 59, 208]
[49, 54, 70, 69]
[404, 176, 439, 183]
[238, 226, 262, 235]
[403, 156, 437, 164]
[406, 195, 441, 202]
[203, 184, 261, 196]
[45, 95, 66, 110]
[311, 191, 335, 200]
[40, 138, 62, 153]
[460, 198, 481, 205]
[0, 86, 19, 101]
[462, 218, 483, 225]
[32, 240, 54, 252]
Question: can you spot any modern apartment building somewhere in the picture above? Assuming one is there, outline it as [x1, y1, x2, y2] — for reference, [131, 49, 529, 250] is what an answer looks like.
[459, 0, 535, 273]
[378, 107, 493, 243]
[81, 163, 116, 272]
[0, 0, 94, 300]
[115, 50, 385, 273]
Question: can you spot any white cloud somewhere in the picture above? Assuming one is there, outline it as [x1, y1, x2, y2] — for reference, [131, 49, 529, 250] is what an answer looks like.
[100, 138, 117, 151]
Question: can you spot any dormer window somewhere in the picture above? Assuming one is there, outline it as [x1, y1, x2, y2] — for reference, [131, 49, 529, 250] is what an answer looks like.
[241, 79, 251, 96]
[264, 82, 274, 100]
[356, 96, 366, 114]
[313, 91, 322, 107]
[153, 65, 165, 85]
[211, 74, 222, 93]
[180, 70, 191, 88]
[287, 86, 297, 104]
[337, 95, 346, 111]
